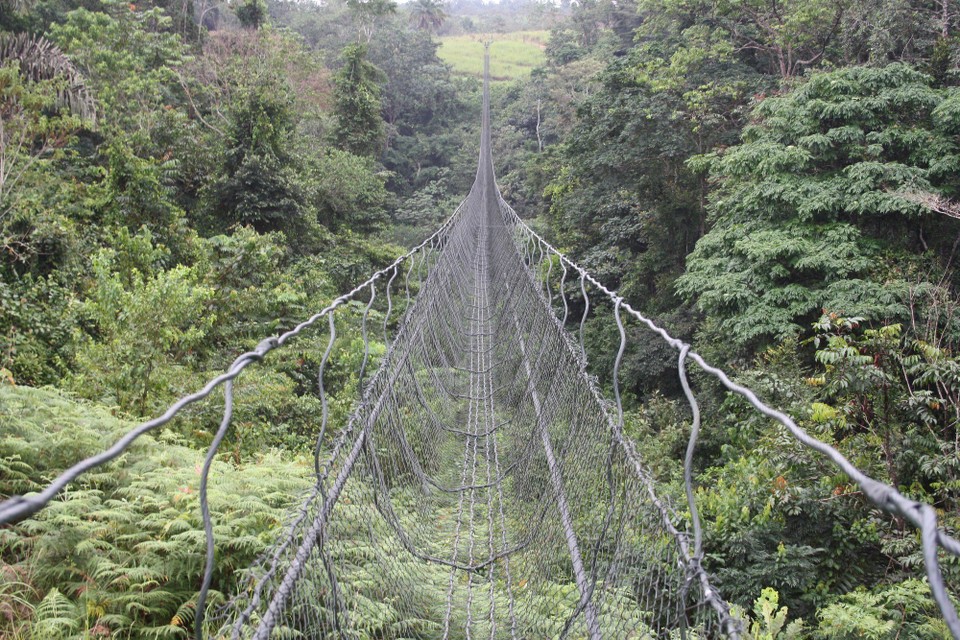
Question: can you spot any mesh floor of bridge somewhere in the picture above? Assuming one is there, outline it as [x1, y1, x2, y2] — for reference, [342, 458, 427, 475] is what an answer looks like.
[215, 53, 731, 640]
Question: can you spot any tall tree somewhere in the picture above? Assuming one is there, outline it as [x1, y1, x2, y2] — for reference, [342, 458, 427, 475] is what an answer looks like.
[677, 64, 960, 348]
[48, 5, 187, 134]
[330, 43, 386, 159]
[408, 0, 448, 32]
[645, 0, 846, 79]
[210, 83, 307, 233]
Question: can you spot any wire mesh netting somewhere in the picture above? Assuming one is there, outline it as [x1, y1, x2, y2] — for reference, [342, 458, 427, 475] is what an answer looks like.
[214, 52, 736, 639]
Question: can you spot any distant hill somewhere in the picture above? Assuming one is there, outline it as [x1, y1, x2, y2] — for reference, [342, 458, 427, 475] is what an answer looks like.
[438, 31, 548, 82]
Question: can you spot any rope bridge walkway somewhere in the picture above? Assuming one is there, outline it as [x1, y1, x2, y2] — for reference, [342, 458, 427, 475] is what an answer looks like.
[2, 49, 960, 639]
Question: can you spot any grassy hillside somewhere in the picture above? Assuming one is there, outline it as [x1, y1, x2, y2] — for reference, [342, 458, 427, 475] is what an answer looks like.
[438, 31, 548, 82]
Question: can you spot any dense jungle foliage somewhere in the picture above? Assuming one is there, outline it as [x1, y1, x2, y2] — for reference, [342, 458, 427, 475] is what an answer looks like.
[3, 0, 960, 636]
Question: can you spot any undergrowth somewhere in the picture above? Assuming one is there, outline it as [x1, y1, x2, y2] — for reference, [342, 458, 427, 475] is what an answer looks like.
[0, 385, 312, 639]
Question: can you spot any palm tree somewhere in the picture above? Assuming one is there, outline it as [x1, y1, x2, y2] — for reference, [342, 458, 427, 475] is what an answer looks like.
[0, 32, 97, 218]
[0, 33, 97, 122]
[408, 0, 448, 33]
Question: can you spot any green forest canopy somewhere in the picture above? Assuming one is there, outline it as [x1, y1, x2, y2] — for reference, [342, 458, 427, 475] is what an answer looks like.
[3, 0, 960, 637]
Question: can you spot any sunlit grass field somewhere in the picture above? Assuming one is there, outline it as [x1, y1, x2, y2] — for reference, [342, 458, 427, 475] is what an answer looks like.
[438, 31, 548, 82]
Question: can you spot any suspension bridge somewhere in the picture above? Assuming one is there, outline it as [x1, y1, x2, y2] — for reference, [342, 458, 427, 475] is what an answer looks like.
[2, 50, 960, 639]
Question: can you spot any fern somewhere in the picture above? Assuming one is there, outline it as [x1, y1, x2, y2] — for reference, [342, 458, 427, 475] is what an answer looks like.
[817, 579, 954, 639]
[0, 385, 312, 639]
[31, 588, 80, 639]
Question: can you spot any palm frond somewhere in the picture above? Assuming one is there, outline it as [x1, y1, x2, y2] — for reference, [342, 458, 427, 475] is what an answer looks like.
[0, 32, 97, 123]
[0, 0, 35, 14]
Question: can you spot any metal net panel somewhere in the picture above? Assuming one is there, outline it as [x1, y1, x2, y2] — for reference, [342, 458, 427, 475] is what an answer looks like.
[214, 50, 735, 640]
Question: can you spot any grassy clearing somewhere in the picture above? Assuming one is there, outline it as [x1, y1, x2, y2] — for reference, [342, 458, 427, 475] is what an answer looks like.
[438, 31, 548, 82]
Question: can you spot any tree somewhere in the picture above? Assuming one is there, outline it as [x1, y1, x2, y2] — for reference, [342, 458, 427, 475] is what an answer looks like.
[0, 42, 93, 261]
[643, 0, 846, 79]
[365, 18, 467, 192]
[330, 43, 386, 159]
[544, 28, 585, 65]
[346, 0, 396, 43]
[234, 0, 268, 29]
[408, 0, 448, 33]
[177, 29, 331, 140]
[101, 135, 192, 257]
[677, 64, 960, 348]
[210, 83, 308, 233]
[722, 0, 846, 78]
[48, 4, 187, 134]
[540, 32, 755, 306]
[71, 243, 214, 415]
[306, 148, 389, 231]
[0, 33, 95, 211]
[0, 0, 34, 31]
[839, 0, 932, 65]
[0, 64, 82, 218]
[0, 33, 96, 122]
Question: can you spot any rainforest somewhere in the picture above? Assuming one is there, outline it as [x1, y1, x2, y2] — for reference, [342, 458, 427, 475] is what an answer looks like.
[2, 0, 960, 637]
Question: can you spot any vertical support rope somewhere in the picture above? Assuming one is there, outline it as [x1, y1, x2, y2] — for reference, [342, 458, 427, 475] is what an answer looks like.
[507, 282, 602, 640]
[314, 312, 337, 478]
[195, 380, 235, 640]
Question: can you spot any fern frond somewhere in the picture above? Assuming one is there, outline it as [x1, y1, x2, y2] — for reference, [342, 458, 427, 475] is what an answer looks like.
[32, 588, 81, 638]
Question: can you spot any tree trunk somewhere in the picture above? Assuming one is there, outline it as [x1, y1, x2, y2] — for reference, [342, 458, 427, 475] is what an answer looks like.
[535, 98, 543, 153]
